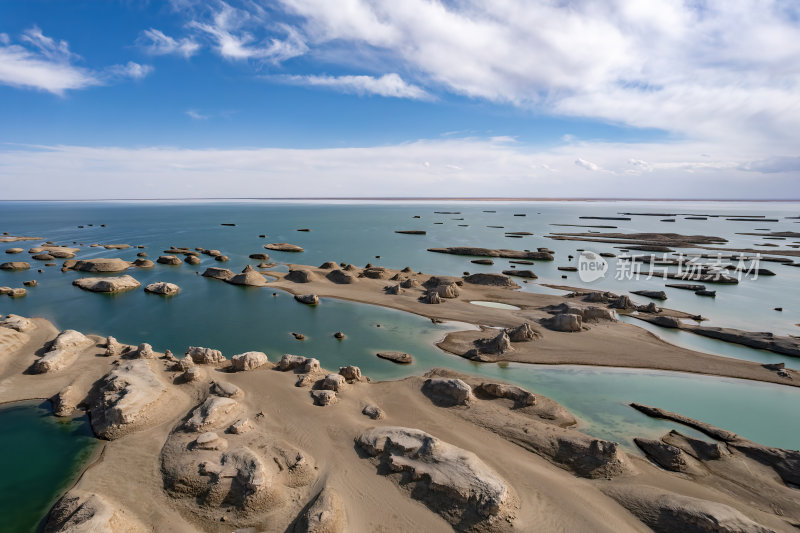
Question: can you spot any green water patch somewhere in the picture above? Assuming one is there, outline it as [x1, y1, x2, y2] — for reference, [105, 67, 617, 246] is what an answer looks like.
[0, 401, 98, 533]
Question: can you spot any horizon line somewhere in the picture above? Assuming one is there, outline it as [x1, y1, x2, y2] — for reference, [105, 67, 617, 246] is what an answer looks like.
[2, 197, 800, 203]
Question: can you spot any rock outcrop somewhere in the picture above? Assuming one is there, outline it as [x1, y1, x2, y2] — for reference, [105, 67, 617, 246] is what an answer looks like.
[295, 294, 320, 305]
[502, 269, 537, 279]
[202, 266, 234, 281]
[603, 485, 773, 533]
[429, 246, 553, 261]
[0, 313, 34, 332]
[632, 290, 668, 300]
[44, 490, 145, 533]
[66, 258, 130, 272]
[463, 272, 520, 288]
[185, 396, 239, 431]
[144, 282, 180, 295]
[476, 383, 536, 407]
[231, 351, 269, 371]
[157, 255, 182, 265]
[73, 275, 141, 293]
[31, 330, 94, 373]
[265, 243, 304, 252]
[278, 354, 320, 372]
[376, 351, 413, 364]
[286, 269, 316, 283]
[89, 359, 169, 439]
[356, 426, 515, 529]
[338, 365, 362, 382]
[505, 323, 538, 342]
[541, 313, 582, 332]
[311, 390, 337, 406]
[422, 378, 473, 406]
[0, 261, 31, 270]
[229, 265, 268, 286]
[326, 269, 357, 284]
[294, 487, 345, 533]
[186, 346, 226, 365]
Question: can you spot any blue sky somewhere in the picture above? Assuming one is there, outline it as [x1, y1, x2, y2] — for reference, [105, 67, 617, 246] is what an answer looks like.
[0, 1, 798, 199]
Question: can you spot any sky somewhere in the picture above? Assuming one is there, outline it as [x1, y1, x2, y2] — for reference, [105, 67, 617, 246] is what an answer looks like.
[0, 0, 798, 199]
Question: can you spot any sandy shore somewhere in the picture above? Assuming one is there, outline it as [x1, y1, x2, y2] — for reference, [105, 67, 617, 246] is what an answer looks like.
[1, 313, 799, 533]
[265, 264, 797, 388]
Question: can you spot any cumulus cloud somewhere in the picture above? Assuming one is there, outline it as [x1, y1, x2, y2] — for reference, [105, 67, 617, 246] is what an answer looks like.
[162, 0, 796, 149]
[0, 26, 152, 94]
[138, 29, 200, 58]
[279, 73, 429, 99]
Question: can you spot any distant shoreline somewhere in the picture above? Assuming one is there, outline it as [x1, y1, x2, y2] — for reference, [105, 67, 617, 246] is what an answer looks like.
[2, 197, 800, 203]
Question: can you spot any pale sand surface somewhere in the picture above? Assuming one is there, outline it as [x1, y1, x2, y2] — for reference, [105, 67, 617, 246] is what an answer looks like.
[266, 264, 797, 387]
[2, 311, 798, 532]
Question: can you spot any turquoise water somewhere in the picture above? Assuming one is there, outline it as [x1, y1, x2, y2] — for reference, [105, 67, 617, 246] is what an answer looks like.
[0, 401, 98, 533]
[1, 200, 799, 450]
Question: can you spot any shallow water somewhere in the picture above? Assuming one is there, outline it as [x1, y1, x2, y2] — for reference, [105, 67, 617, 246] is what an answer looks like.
[0, 401, 98, 533]
[1, 200, 799, 450]
[469, 300, 521, 310]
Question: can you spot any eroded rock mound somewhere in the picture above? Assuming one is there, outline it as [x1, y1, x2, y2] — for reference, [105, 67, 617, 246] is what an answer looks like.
[463, 273, 520, 288]
[505, 323, 539, 342]
[185, 396, 239, 432]
[231, 351, 269, 371]
[376, 351, 413, 364]
[295, 487, 345, 533]
[265, 243, 304, 252]
[186, 346, 225, 365]
[32, 329, 94, 373]
[162, 396, 318, 528]
[326, 269, 357, 284]
[422, 377, 474, 406]
[144, 281, 180, 295]
[278, 354, 321, 372]
[68, 258, 131, 272]
[295, 294, 320, 305]
[0, 261, 31, 270]
[44, 490, 145, 533]
[89, 359, 169, 439]
[229, 265, 268, 286]
[356, 426, 515, 530]
[603, 485, 773, 533]
[477, 383, 535, 407]
[0, 313, 34, 332]
[541, 313, 582, 332]
[73, 275, 141, 293]
[202, 267, 234, 281]
[286, 269, 316, 283]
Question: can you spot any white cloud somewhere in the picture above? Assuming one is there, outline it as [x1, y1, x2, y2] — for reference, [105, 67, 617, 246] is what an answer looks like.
[138, 29, 200, 58]
[1, 136, 796, 200]
[107, 62, 153, 81]
[188, 2, 307, 62]
[271, 0, 800, 148]
[0, 27, 152, 94]
[186, 110, 208, 120]
[574, 158, 603, 172]
[280, 73, 429, 99]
